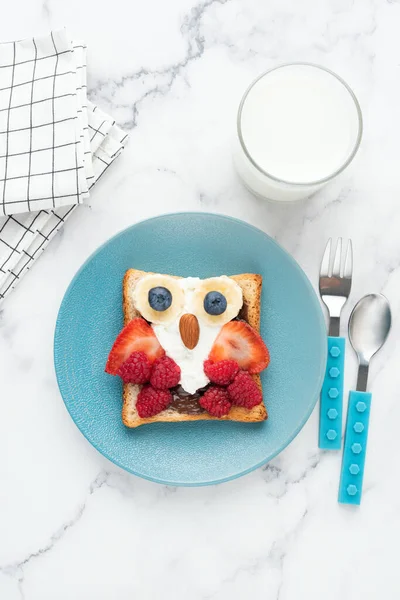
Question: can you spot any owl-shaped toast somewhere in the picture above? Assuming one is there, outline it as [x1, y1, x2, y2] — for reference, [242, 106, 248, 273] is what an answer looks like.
[106, 269, 270, 428]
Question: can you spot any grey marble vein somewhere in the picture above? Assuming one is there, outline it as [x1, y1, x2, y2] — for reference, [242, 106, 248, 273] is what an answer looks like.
[0, 472, 109, 586]
[89, 0, 231, 129]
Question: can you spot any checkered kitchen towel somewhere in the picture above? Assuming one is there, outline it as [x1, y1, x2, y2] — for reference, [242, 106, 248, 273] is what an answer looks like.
[0, 30, 127, 301]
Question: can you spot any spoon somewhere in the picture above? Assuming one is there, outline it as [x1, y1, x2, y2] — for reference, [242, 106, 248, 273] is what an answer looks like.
[338, 294, 391, 505]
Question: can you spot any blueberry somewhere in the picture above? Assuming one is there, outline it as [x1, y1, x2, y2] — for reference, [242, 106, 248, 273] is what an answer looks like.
[204, 291, 227, 316]
[148, 287, 172, 312]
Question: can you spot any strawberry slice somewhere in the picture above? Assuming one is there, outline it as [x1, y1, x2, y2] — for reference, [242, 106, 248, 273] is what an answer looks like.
[209, 320, 270, 374]
[105, 318, 165, 375]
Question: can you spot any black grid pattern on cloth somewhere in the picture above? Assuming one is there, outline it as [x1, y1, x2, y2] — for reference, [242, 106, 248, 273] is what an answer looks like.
[0, 30, 128, 301]
[73, 43, 93, 184]
[0, 120, 127, 300]
[0, 49, 70, 69]
[2, 42, 16, 211]
[0, 30, 87, 216]
[27, 37, 37, 211]
[72, 42, 91, 192]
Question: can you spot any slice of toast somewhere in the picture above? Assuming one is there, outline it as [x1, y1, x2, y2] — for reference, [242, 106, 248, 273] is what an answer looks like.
[122, 269, 268, 427]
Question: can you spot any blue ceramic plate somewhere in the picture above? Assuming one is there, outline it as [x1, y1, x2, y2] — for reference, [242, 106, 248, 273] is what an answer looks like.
[54, 213, 326, 486]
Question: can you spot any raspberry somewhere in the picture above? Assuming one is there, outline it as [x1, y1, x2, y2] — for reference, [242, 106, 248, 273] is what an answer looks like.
[204, 359, 239, 386]
[150, 356, 181, 390]
[117, 351, 152, 384]
[227, 371, 262, 409]
[199, 386, 232, 417]
[136, 385, 172, 417]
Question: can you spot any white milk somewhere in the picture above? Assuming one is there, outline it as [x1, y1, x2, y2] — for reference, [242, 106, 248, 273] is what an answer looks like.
[234, 64, 362, 202]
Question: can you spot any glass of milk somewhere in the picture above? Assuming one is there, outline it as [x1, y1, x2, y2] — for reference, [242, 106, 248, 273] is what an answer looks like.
[234, 64, 362, 202]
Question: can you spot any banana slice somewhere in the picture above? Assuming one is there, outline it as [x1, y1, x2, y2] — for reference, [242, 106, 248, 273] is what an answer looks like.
[192, 276, 243, 326]
[133, 274, 184, 325]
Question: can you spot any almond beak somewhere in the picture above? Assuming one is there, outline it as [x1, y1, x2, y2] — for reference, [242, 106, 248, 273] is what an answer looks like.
[179, 313, 200, 349]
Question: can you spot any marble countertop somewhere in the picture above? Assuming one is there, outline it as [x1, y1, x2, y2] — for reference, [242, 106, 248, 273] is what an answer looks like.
[1, 1, 400, 599]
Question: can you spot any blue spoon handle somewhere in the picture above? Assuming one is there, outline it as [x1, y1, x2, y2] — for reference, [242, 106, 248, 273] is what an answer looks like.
[338, 390, 372, 505]
[319, 336, 345, 450]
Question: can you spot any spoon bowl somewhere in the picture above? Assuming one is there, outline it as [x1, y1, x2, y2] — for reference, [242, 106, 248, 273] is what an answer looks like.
[349, 293, 391, 366]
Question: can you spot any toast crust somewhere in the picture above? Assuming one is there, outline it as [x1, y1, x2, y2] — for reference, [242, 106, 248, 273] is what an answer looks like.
[121, 269, 267, 427]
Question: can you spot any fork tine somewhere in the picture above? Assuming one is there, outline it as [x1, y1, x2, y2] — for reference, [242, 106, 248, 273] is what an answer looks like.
[320, 238, 332, 277]
[332, 238, 342, 277]
[343, 239, 353, 279]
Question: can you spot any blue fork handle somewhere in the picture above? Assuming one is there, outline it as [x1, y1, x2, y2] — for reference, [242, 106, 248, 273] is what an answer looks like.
[338, 390, 372, 505]
[319, 336, 345, 450]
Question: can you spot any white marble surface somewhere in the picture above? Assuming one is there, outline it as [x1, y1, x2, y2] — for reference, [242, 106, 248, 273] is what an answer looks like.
[1, 1, 400, 598]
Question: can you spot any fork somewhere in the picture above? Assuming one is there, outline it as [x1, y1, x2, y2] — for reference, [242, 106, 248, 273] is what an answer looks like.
[318, 238, 353, 450]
